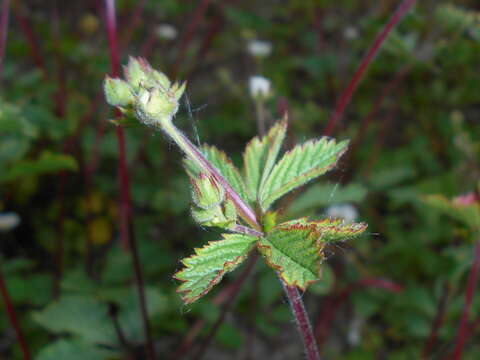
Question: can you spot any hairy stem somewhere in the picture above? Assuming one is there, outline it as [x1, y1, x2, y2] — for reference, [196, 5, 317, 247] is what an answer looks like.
[323, 0, 417, 136]
[452, 240, 480, 360]
[233, 224, 263, 237]
[0, 267, 32, 360]
[104, 1, 155, 359]
[281, 281, 321, 360]
[159, 118, 262, 231]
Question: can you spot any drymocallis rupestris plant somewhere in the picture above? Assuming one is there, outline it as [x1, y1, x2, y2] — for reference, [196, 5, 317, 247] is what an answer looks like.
[104, 58, 367, 349]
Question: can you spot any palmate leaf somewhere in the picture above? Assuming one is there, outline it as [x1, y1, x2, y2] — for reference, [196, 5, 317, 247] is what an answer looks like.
[174, 234, 258, 304]
[258, 137, 349, 211]
[243, 119, 287, 202]
[184, 145, 249, 203]
[258, 218, 367, 289]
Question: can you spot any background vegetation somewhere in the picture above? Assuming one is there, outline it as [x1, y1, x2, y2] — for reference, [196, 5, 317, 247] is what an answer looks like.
[1, 0, 479, 359]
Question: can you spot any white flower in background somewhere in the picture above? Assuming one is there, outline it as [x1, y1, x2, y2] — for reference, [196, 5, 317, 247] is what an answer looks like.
[249, 75, 271, 100]
[156, 24, 178, 40]
[343, 26, 359, 40]
[347, 314, 364, 346]
[326, 203, 358, 224]
[247, 40, 272, 57]
[0, 212, 21, 232]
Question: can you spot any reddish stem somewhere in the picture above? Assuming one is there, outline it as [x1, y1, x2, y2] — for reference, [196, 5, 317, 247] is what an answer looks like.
[422, 284, 450, 359]
[323, 0, 417, 136]
[0, 0, 11, 80]
[192, 253, 260, 360]
[104, 1, 155, 359]
[363, 101, 398, 178]
[172, 0, 212, 77]
[174, 253, 260, 359]
[120, 0, 147, 47]
[452, 240, 480, 360]
[282, 282, 321, 360]
[315, 277, 403, 347]
[347, 65, 410, 162]
[52, 0, 69, 299]
[12, 0, 47, 77]
[0, 268, 32, 360]
[0, 12, 30, 358]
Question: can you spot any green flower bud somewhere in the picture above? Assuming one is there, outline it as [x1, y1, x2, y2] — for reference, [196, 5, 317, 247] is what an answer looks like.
[135, 86, 179, 127]
[123, 56, 151, 90]
[223, 198, 237, 224]
[150, 70, 171, 89]
[103, 77, 134, 107]
[191, 173, 225, 210]
[191, 201, 236, 230]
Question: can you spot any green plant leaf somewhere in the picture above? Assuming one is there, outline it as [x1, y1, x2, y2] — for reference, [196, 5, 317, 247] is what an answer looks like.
[32, 295, 116, 345]
[258, 218, 367, 289]
[287, 182, 367, 217]
[258, 138, 349, 211]
[184, 145, 248, 202]
[36, 339, 119, 360]
[0, 151, 78, 183]
[424, 194, 480, 233]
[243, 118, 287, 202]
[174, 234, 258, 304]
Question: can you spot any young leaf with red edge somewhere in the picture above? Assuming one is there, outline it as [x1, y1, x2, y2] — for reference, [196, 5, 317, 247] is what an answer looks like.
[174, 234, 259, 304]
[258, 218, 367, 289]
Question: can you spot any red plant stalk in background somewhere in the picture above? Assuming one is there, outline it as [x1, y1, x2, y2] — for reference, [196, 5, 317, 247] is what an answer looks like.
[0, 1, 32, 358]
[172, 0, 212, 77]
[452, 240, 480, 360]
[11, 0, 47, 77]
[315, 277, 404, 348]
[103, 1, 155, 359]
[0, 0, 11, 79]
[323, 0, 417, 136]
[0, 271, 32, 360]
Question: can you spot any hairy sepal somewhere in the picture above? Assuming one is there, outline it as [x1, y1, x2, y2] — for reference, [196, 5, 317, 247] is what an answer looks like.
[258, 218, 367, 289]
[258, 138, 349, 211]
[174, 234, 258, 304]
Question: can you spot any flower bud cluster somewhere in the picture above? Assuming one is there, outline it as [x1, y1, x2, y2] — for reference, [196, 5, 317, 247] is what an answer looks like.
[103, 57, 185, 127]
[190, 173, 237, 229]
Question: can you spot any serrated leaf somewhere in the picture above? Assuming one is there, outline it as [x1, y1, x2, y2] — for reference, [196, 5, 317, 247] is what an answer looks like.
[243, 119, 287, 202]
[174, 234, 258, 304]
[258, 138, 349, 211]
[184, 145, 248, 202]
[258, 218, 367, 289]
